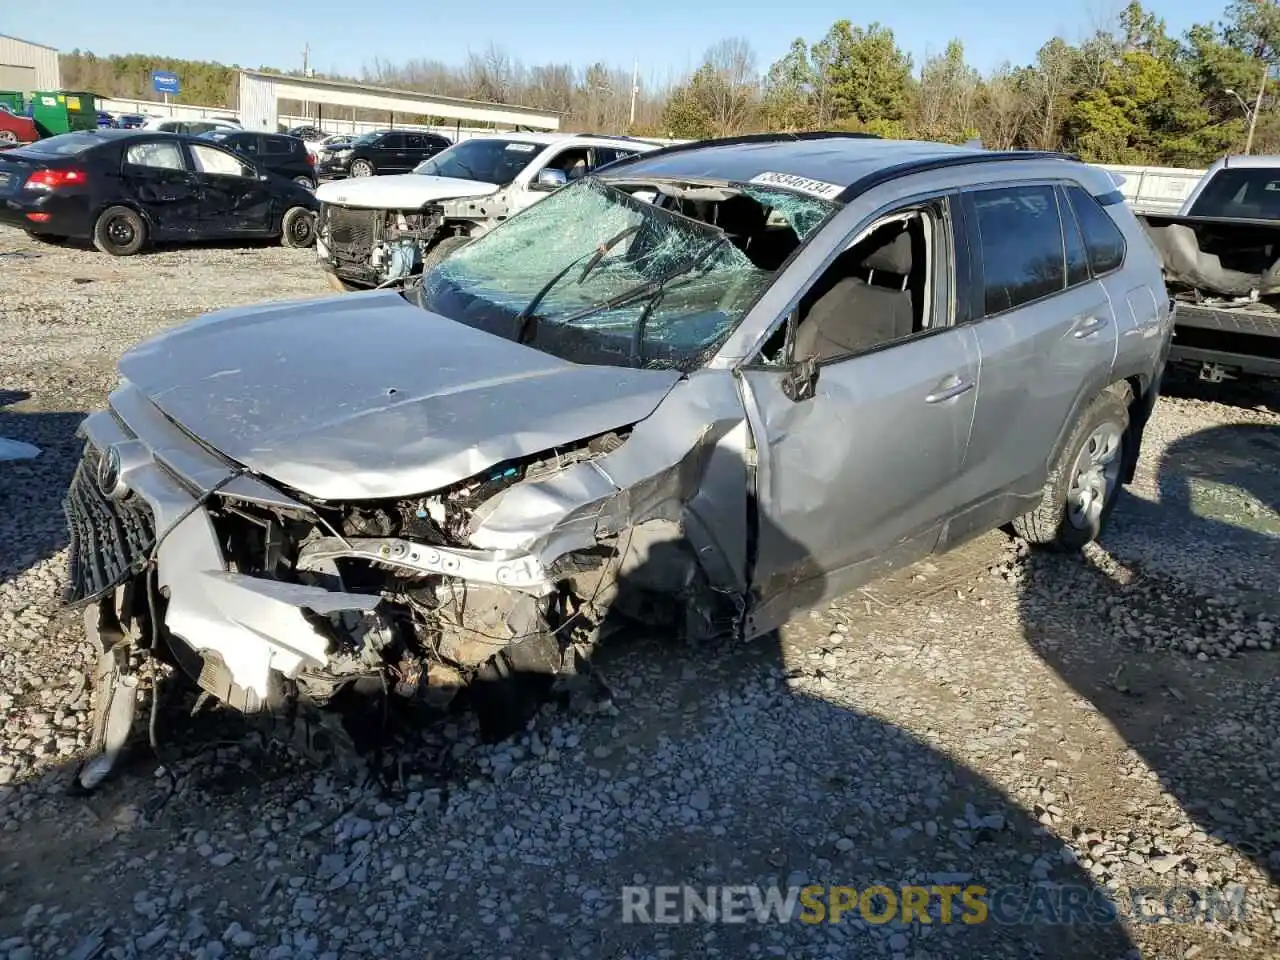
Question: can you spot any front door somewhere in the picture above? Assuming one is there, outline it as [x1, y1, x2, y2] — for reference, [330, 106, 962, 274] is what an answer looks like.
[118, 138, 202, 239]
[741, 197, 980, 635]
[956, 183, 1119, 511]
[187, 142, 274, 236]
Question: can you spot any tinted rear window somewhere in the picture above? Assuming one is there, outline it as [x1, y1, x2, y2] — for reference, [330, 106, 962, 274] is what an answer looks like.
[1188, 168, 1280, 220]
[14, 132, 109, 156]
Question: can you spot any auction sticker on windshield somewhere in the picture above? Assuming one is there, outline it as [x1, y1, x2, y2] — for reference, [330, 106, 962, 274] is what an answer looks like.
[505, 143, 537, 152]
[748, 171, 844, 200]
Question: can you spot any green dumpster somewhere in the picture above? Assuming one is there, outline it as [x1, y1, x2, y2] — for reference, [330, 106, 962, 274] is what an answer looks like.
[0, 91, 25, 113]
[31, 91, 98, 136]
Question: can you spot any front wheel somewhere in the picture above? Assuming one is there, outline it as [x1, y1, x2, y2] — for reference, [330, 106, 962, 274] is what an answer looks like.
[1013, 385, 1132, 550]
[92, 206, 148, 256]
[281, 207, 316, 248]
[420, 234, 471, 272]
[349, 159, 374, 178]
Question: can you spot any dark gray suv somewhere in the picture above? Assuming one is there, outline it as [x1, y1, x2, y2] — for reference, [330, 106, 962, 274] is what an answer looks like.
[64, 132, 1172, 783]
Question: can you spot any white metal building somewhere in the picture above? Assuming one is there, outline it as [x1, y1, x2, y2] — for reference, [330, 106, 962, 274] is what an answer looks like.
[238, 71, 560, 135]
[0, 34, 60, 93]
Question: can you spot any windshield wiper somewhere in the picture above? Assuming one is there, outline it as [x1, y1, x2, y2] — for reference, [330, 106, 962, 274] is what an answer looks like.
[553, 234, 730, 328]
[513, 223, 649, 343]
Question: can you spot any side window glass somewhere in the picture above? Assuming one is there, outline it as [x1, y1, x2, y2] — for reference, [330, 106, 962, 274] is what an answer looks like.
[1065, 184, 1126, 275]
[190, 144, 254, 178]
[262, 137, 289, 155]
[791, 207, 936, 364]
[971, 184, 1065, 315]
[591, 148, 620, 168]
[547, 148, 591, 180]
[405, 134, 425, 149]
[125, 141, 185, 171]
[1059, 187, 1090, 286]
[381, 134, 403, 149]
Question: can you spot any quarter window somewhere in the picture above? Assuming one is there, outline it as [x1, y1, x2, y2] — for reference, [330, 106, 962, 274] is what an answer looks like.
[971, 184, 1065, 315]
[1064, 184, 1126, 275]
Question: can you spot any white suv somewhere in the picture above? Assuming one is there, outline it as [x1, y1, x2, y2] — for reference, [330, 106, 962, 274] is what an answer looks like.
[314, 132, 661, 291]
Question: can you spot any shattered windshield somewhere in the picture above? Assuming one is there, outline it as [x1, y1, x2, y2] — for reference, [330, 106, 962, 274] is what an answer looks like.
[412, 138, 543, 183]
[413, 176, 834, 370]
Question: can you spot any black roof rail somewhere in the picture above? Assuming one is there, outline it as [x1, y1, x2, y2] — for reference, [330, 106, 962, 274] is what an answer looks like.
[599, 130, 883, 173]
[835, 149, 1080, 202]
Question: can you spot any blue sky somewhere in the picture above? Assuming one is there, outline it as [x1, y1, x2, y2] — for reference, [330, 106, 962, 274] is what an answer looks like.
[9, 0, 1219, 90]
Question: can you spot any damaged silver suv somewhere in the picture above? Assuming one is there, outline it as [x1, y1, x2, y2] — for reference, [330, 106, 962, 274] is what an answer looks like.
[64, 133, 1172, 787]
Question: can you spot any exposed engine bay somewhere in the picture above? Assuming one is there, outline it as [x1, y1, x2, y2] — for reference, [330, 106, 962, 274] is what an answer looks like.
[317, 205, 447, 288]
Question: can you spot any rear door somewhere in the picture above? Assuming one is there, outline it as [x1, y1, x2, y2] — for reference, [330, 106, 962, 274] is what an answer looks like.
[259, 134, 297, 179]
[376, 132, 408, 172]
[956, 182, 1119, 517]
[187, 141, 274, 235]
[118, 138, 202, 238]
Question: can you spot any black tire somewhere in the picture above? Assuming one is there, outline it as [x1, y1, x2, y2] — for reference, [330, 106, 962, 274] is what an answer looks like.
[349, 158, 374, 177]
[92, 206, 147, 256]
[23, 231, 68, 245]
[420, 234, 470, 272]
[1013, 383, 1132, 551]
[280, 207, 316, 248]
[293, 175, 316, 190]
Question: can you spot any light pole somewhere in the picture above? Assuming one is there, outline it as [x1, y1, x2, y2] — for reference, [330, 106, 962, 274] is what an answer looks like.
[1227, 58, 1270, 155]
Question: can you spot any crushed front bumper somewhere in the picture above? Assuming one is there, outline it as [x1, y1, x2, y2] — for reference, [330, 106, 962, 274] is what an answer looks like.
[68, 381, 558, 717]
[70, 382, 389, 711]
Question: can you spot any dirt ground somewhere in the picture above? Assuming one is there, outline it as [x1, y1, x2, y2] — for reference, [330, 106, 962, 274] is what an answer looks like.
[0, 227, 1277, 960]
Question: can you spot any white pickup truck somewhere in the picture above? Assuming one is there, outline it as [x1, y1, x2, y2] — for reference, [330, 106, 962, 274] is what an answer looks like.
[314, 132, 661, 291]
[1137, 154, 1280, 381]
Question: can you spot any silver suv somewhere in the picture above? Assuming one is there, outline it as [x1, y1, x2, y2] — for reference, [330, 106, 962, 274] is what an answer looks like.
[64, 133, 1172, 784]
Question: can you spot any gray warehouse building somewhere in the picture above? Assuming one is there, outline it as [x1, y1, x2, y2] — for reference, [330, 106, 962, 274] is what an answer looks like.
[0, 34, 61, 93]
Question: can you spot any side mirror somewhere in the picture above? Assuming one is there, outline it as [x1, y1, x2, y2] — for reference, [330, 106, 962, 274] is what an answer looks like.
[781, 355, 820, 403]
[533, 168, 568, 191]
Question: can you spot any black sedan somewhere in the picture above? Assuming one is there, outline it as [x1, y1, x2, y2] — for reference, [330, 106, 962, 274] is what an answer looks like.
[316, 129, 451, 178]
[0, 129, 319, 256]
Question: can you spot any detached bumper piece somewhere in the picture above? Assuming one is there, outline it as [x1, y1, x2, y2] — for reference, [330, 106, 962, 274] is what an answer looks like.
[62, 446, 155, 607]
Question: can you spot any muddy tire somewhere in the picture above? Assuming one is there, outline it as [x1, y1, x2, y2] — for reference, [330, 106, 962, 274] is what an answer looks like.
[281, 206, 316, 248]
[349, 158, 374, 177]
[1013, 384, 1132, 551]
[420, 234, 471, 273]
[93, 205, 147, 256]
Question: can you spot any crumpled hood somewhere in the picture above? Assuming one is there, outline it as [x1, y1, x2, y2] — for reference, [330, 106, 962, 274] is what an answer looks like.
[315, 174, 500, 210]
[118, 291, 681, 501]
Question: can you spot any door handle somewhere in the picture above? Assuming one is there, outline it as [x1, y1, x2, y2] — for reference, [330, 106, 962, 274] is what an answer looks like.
[1072, 315, 1108, 338]
[925, 375, 975, 404]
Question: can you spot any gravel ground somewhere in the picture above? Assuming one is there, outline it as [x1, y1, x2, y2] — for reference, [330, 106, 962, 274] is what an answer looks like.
[1, 225, 1278, 959]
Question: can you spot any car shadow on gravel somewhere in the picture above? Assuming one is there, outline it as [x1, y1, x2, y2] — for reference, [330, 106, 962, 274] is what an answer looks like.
[0, 485, 1139, 958]
[0, 390, 83, 584]
[1019, 421, 1280, 889]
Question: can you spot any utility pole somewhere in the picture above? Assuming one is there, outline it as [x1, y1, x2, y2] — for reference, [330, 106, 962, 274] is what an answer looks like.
[302, 43, 311, 122]
[1246, 57, 1268, 155]
[629, 59, 639, 128]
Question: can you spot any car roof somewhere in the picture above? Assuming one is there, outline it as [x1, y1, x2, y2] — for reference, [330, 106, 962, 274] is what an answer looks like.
[599, 133, 1086, 198]
[459, 131, 656, 148]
